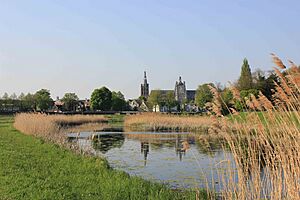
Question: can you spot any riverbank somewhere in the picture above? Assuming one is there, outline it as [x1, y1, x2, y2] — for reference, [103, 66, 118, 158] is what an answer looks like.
[0, 116, 206, 199]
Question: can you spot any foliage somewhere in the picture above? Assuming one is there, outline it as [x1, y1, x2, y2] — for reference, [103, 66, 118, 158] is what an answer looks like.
[21, 93, 36, 111]
[148, 90, 163, 108]
[195, 83, 214, 108]
[91, 87, 112, 111]
[2, 92, 9, 100]
[238, 58, 253, 90]
[164, 91, 178, 110]
[34, 89, 53, 111]
[61, 93, 79, 111]
[111, 91, 127, 111]
[240, 89, 259, 99]
[220, 88, 233, 115]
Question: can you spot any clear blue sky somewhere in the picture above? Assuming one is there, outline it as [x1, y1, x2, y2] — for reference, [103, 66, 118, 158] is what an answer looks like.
[0, 0, 299, 99]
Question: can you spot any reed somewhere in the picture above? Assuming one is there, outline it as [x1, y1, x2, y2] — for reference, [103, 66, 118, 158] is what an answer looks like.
[213, 56, 300, 199]
[124, 113, 212, 132]
[14, 113, 109, 147]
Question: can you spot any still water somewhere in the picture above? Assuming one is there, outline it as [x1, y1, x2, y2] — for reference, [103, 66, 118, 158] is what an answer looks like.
[68, 132, 236, 190]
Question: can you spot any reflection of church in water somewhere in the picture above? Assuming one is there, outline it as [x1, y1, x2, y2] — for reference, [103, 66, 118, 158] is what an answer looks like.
[140, 135, 193, 166]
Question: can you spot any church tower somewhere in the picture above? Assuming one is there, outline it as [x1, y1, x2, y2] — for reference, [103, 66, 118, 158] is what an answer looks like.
[141, 71, 149, 98]
[174, 76, 187, 104]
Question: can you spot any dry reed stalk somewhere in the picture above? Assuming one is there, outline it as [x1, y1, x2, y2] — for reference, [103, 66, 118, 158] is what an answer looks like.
[218, 57, 300, 199]
[14, 113, 109, 148]
[124, 113, 213, 132]
[271, 53, 286, 69]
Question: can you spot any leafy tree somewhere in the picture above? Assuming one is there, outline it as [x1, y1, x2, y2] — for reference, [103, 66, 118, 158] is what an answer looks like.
[91, 87, 112, 111]
[195, 83, 214, 108]
[164, 91, 177, 110]
[240, 89, 259, 99]
[22, 93, 36, 111]
[220, 88, 233, 115]
[111, 91, 127, 111]
[34, 89, 53, 111]
[238, 58, 253, 90]
[2, 93, 9, 100]
[18, 93, 25, 100]
[61, 93, 79, 111]
[138, 96, 147, 102]
[252, 69, 277, 100]
[10, 93, 17, 100]
[148, 90, 162, 111]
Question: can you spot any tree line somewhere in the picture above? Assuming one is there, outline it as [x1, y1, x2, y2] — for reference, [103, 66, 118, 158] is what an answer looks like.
[0, 87, 128, 112]
[144, 58, 299, 114]
[194, 58, 298, 114]
[2, 58, 299, 113]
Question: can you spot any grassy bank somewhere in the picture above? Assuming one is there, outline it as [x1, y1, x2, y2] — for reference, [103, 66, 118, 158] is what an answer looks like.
[0, 116, 205, 199]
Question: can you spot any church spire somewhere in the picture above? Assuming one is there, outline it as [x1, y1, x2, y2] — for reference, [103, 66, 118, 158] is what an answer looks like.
[144, 71, 148, 84]
[141, 71, 149, 98]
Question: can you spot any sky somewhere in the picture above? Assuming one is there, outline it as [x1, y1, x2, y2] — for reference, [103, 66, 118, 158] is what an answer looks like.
[0, 0, 300, 99]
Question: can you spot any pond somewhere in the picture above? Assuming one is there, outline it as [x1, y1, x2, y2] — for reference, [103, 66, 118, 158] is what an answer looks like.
[68, 131, 236, 191]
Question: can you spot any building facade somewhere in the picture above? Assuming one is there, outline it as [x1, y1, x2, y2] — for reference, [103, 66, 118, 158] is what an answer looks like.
[148, 76, 197, 112]
[174, 76, 187, 103]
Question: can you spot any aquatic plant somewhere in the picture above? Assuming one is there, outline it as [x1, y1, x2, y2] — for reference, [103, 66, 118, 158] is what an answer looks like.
[124, 113, 212, 132]
[211, 55, 300, 199]
[14, 113, 109, 148]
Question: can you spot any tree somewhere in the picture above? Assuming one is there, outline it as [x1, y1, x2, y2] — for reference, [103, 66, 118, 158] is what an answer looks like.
[240, 89, 259, 99]
[34, 89, 53, 111]
[238, 58, 253, 90]
[111, 91, 127, 111]
[2, 93, 9, 100]
[10, 93, 17, 100]
[18, 93, 25, 100]
[195, 83, 214, 108]
[148, 90, 162, 111]
[91, 87, 112, 111]
[22, 93, 36, 111]
[61, 93, 79, 111]
[164, 91, 178, 111]
[220, 88, 233, 115]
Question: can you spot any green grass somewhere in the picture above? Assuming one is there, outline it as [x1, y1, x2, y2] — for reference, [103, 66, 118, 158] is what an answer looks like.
[0, 116, 207, 200]
[105, 114, 125, 128]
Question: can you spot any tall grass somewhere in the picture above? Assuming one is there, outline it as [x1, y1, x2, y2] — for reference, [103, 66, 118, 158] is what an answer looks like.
[124, 113, 212, 132]
[14, 113, 108, 146]
[213, 55, 300, 199]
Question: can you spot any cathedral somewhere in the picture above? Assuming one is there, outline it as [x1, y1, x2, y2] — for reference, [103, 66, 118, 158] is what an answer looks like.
[174, 76, 196, 103]
[140, 72, 196, 104]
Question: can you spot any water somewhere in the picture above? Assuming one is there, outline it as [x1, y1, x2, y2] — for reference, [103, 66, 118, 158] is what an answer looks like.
[68, 132, 236, 190]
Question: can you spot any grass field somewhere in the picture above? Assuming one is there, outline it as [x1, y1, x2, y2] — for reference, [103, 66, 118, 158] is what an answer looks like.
[0, 116, 207, 200]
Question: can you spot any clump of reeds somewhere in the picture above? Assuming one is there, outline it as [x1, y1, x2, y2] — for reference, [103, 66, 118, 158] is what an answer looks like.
[210, 55, 300, 199]
[14, 113, 109, 148]
[124, 113, 212, 132]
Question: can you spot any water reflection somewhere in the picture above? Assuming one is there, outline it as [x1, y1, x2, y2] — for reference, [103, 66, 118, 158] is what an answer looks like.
[69, 131, 232, 190]
[92, 133, 125, 153]
[141, 142, 149, 166]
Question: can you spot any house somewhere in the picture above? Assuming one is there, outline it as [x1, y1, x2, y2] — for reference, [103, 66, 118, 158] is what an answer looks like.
[128, 99, 149, 112]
